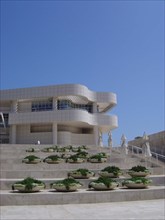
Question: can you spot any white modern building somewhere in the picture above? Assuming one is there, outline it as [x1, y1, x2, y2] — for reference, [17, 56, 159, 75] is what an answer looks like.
[0, 84, 118, 145]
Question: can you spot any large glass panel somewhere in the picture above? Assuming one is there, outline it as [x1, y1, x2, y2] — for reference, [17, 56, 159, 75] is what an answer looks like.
[30, 124, 52, 133]
[32, 99, 53, 112]
[0, 113, 9, 127]
[57, 100, 92, 113]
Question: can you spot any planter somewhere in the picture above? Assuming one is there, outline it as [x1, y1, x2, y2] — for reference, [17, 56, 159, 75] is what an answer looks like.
[128, 165, 150, 177]
[68, 169, 95, 179]
[76, 151, 89, 159]
[41, 147, 56, 152]
[128, 171, 150, 177]
[50, 178, 82, 192]
[43, 155, 64, 164]
[98, 171, 120, 178]
[66, 155, 85, 163]
[88, 177, 119, 191]
[57, 148, 70, 153]
[88, 153, 107, 163]
[12, 177, 46, 193]
[26, 148, 40, 152]
[12, 183, 45, 192]
[89, 182, 119, 190]
[22, 159, 41, 164]
[72, 148, 80, 153]
[98, 166, 122, 178]
[67, 158, 84, 163]
[51, 184, 81, 192]
[122, 177, 152, 189]
[22, 155, 41, 164]
[122, 182, 149, 189]
[44, 158, 64, 164]
[72, 145, 87, 153]
[61, 154, 72, 159]
[88, 158, 107, 163]
[98, 152, 108, 158]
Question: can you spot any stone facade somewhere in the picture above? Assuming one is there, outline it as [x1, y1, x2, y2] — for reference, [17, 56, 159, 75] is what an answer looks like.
[0, 84, 118, 145]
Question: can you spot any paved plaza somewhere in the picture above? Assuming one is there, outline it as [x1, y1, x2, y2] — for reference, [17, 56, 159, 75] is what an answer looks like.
[1, 199, 165, 220]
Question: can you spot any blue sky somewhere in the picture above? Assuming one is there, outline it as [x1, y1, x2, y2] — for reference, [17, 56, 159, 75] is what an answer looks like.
[1, 0, 164, 146]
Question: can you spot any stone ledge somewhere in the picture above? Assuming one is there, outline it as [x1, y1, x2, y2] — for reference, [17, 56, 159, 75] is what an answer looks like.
[0, 186, 164, 206]
[1, 175, 165, 190]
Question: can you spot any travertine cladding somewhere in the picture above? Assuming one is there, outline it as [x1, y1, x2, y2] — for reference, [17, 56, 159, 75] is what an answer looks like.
[128, 131, 165, 156]
[0, 84, 117, 103]
[0, 84, 118, 145]
[9, 110, 117, 126]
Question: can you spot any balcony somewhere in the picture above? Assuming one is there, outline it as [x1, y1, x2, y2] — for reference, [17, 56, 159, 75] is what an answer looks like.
[9, 109, 118, 130]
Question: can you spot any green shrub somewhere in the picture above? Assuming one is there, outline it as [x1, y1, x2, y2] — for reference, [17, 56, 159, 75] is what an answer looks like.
[23, 155, 40, 162]
[50, 178, 82, 191]
[101, 166, 121, 176]
[129, 165, 149, 172]
[12, 177, 46, 191]
[88, 177, 118, 188]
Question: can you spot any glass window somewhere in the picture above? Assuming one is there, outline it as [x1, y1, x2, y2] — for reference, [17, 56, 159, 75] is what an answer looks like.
[32, 99, 53, 112]
[30, 124, 52, 133]
[0, 113, 9, 127]
[57, 100, 93, 113]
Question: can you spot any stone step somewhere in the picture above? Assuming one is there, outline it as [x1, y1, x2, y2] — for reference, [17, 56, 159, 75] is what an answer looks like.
[1, 186, 164, 206]
[1, 154, 146, 170]
[0, 151, 128, 163]
[0, 153, 126, 161]
[0, 168, 126, 179]
[0, 145, 111, 153]
[0, 158, 141, 170]
[0, 149, 122, 158]
[0, 175, 164, 190]
[1, 165, 163, 179]
[1, 145, 161, 170]
[1, 161, 151, 178]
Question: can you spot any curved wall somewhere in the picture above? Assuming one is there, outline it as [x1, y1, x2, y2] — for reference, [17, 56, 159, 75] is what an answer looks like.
[0, 84, 117, 106]
[1, 84, 118, 145]
[9, 109, 118, 130]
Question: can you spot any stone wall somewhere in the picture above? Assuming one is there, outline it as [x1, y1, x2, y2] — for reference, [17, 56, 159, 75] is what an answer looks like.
[128, 130, 165, 156]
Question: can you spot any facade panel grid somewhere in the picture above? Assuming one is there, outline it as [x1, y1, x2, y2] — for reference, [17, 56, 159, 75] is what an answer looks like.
[0, 84, 118, 145]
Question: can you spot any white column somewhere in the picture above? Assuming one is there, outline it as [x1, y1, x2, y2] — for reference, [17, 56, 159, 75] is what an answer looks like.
[52, 123, 57, 145]
[10, 125, 16, 144]
[12, 100, 18, 112]
[93, 126, 99, 146]
[53, 97, 57, 110]
[93, 102, 97, 113]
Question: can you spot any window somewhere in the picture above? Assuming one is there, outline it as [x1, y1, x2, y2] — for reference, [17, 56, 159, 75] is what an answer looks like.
[0, 113, 9, 128]
[32, 99, 53, 112]
[30, 124, 52, 133]
[57, 100, 93, 113]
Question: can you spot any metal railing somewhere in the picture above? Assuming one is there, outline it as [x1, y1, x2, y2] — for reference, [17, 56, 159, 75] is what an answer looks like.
[128, 145, 165, 164]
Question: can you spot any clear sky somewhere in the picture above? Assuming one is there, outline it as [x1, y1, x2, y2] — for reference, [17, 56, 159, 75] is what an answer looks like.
[1, 0, 164, 146]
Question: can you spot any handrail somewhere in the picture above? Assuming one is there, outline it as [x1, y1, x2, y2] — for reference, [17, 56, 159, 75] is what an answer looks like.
[128, 145, 165, 163]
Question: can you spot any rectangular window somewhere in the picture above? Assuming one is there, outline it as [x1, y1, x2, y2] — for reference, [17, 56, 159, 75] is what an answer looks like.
[0, 113, 9, 127]
[32, 99, 53, 112]
[82, 128, 93, 134]
[57, 100, 93, 113]
[30, 124, 52, 133]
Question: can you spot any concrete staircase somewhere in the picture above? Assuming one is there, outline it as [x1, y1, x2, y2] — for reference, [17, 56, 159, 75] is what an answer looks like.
[0, 144, 165, 206]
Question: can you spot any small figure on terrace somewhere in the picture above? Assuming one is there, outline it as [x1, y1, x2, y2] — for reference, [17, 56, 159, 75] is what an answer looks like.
[98, 131, 103, 147]
[108, 131, 113, 153]
[142, 132, 152, 158]
[121, 134, 128, 155]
